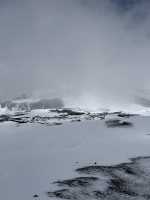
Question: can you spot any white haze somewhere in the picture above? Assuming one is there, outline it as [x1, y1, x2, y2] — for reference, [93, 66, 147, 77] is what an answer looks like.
[0, 0, 150, 109]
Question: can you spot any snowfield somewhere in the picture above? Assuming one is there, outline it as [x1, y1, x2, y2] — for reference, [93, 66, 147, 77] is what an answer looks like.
[0, 107, 150, 199]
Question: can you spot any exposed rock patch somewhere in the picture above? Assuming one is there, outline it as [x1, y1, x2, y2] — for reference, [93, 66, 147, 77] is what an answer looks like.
[105, 119, 133, 127]
[48, 156, 150, 199]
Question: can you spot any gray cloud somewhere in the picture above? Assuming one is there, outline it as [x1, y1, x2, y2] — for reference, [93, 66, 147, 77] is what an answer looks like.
[0, 0, 150, 108]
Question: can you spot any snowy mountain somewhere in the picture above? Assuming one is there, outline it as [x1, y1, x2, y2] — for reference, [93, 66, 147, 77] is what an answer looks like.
[1, 99, 150, 199]
[0, 95, 64, 111]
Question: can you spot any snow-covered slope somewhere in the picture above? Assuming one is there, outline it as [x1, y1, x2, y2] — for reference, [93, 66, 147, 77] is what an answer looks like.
[0, 107, 150, 199]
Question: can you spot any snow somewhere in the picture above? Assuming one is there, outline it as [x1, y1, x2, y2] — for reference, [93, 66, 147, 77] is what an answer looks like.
[0, 108, 150, 199]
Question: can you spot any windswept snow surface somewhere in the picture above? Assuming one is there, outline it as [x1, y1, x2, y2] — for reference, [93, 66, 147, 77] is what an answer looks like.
[0, 108, 150, 199]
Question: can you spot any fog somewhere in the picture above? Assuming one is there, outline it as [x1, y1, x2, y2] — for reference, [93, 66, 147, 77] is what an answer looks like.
[0, 0, 150, 109]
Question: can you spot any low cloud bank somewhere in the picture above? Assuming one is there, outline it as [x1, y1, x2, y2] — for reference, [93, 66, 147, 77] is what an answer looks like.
[0, 0, 150, 109]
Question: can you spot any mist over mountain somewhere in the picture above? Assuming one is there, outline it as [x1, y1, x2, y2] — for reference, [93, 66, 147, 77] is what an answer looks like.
[0, 0, 150, 109]
[0, 94, 64, 111]
[1, 2, 150, 199]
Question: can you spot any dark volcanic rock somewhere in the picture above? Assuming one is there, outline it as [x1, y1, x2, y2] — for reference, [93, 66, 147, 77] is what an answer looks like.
[0, 115, 9, 122]
[49, 156, 150, 200]
[54, 177, 99, 187]
[33, 194, 38, 197]
[50, 109, 85, 115]
[105, 119, 133, 127]
[118, 113, 137, 118]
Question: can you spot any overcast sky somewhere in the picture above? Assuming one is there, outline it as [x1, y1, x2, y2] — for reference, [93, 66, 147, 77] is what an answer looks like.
[0, 0, 150, 108]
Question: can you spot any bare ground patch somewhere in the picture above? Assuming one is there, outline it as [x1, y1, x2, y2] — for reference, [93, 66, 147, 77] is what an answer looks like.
[48, 156, 150, 200]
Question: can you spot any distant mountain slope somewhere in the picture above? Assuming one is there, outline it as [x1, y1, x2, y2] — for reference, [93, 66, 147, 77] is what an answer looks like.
[0, 96, 64, 111]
